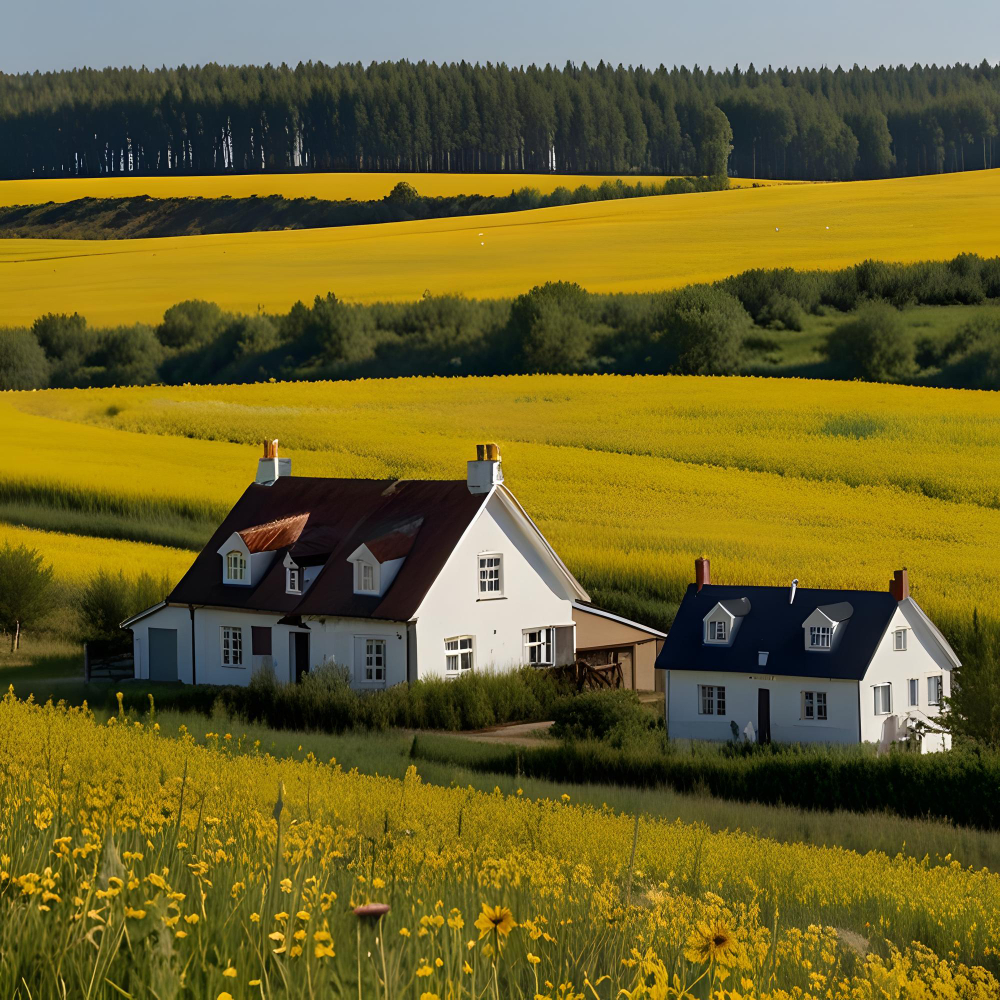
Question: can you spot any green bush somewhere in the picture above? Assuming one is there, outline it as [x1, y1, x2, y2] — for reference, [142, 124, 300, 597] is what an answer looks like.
[0, 328, 49, 389]
[550, 689, 658, 742]
[77, 569, 171, 641]
[823, 300, 915, 381]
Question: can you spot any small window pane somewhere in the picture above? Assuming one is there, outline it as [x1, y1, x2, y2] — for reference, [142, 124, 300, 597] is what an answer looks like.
[360, 563, 375, 592]
[874, 684, 891, 715]
[708, 620, 727, 642]
[908, 678, 919, 706]
[894, 629, 907, 651]
[927, 675, 942, 706]
[810, 626, 832, 648]
[816, 692, 827, 720]
[479, 555, 502, 595]
[364, 639, 386, 682]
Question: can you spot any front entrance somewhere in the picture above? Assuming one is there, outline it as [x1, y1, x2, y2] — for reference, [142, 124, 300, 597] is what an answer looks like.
[293, 631, 310, 683]
[148, 628, 178, 682]
[757, 687, 771, 744]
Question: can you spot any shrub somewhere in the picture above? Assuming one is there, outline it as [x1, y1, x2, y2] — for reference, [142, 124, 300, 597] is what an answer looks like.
[77, 568, 171, 641]
[0, 328, 49, 389]
[551, 689, 658, 742]
[157, 300, 228, 349]
[823, 301, 915, 381]
[655, 285, 752, 374]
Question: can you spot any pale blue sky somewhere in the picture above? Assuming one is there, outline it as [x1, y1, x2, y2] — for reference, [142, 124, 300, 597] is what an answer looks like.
[3, 0, 998, 75]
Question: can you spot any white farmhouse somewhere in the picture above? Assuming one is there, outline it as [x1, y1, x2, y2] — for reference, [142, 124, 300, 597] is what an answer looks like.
[656, 559, 959, 753]
[125, 442, 660, 688]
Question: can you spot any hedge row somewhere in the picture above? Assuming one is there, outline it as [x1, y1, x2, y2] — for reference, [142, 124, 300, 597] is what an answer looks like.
[409, 733, 1000, 830]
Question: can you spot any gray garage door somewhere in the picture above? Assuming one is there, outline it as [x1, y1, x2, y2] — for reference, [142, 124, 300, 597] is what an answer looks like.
[148, 628, 178, 682]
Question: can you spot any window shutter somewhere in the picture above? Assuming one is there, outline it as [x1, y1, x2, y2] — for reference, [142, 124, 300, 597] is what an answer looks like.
[554, 626, 574, 666]
[353, 637, 365, 684]
[252, 626, 272, 656]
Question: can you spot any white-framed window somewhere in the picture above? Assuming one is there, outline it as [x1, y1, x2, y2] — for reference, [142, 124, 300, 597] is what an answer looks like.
[286, 566, 301, 594]
[698, 684, 726, 716]
[523, 628, 554, 666]
[221, 626, 243, 667]
[445, 636, 475, 676]
[356, 561, 376, 594]
[927, 675, 943, 706]
[707, 620, 727, 642]
[809, 625, 832, 649]
[478, 553, 503, 597]
[363, 639, 386, 684]
[873, 683, 892, 715]
[908, 678, 919, 707]
[894, 629, 907, 651]
[802, 691, 827, 720]
[226, 550, 246, 582]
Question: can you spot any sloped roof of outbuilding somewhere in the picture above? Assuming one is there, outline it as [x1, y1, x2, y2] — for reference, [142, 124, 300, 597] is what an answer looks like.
[169, 478, 486, 621]
[657, 583, 900, 681]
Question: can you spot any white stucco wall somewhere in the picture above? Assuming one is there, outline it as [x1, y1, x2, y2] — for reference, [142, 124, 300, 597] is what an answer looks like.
[858, 601, 953, 751]
[667, 669, 861, 744]
[410, 491, 576, 679]
[132, 606, 407, 689]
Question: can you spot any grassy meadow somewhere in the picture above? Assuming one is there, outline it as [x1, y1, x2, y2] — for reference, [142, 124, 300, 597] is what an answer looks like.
[1, 169, 996, 326]
[3, 373, 1000, 636]
[0, 171, 787, 208]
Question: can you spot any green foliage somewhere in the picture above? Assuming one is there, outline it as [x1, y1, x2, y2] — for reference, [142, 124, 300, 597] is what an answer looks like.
[508, 282, 600, 372]
[657, 284, 752, 374]
[0, 329, 49, 389]
[157, 300, 227, 349]
[824, 301, 916, 381]
[943, 611, 1000, 747]
[0, 543, 56, 650]
[75, 568, 171, 641]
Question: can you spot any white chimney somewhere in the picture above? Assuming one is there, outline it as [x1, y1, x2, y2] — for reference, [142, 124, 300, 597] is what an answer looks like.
[467, 442, 503, 495]
[789, 579, 798, 604]
[255, 439, 291, 486]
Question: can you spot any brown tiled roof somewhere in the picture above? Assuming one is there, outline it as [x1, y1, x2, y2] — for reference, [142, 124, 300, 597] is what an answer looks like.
[364, 518, 424, 563]
[238, 513, 309, 553]
[168, 478, 486, 621]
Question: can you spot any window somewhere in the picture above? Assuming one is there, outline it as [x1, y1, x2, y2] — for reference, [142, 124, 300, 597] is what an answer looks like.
[894, 629, 907, 651]
[927, 675, 943, 706]
[523, 628, 554, 666]
[707, 620, 727, 642]
[908, 678, 919, 707]
[221, 626, 243, 667]
[873, 683, 892, 715]
[698, 685, 726, 716]
[478, 554, 503, 597]
[363, 639, 386, 684]
[809, 625, 833, 649]
[286, 566, 301, 594]
[226, 550, 246, 582]
[803, 691, 827, 720]
[357, 562, 376, 593]
[445, 636, 475, 676]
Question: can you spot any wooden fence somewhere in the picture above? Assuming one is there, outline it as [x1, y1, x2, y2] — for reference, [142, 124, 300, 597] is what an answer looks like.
[84, 639, 135, 683]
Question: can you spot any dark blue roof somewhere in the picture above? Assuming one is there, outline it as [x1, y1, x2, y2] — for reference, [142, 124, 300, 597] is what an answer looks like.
[655, 583, 900, 681]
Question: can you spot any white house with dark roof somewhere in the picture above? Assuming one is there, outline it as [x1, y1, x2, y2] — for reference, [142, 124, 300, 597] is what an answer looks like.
[124, 442, 660, 690]
[656, 558, 959, 753]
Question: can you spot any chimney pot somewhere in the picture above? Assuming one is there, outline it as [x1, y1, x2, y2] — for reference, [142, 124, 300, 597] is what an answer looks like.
[890, 568, 910, 601]
[789, 579, 799, 604]
[255, 439, 291, 485]
[695, 557, 710, 591]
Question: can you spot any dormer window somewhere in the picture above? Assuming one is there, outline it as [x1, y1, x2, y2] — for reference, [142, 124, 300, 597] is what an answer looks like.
[702, 598, 749, 646]
[287, 566, 301, 594]
[709, 620, 727, 642]
[809, 625, 832, 648]
[226, 551, 246, 582]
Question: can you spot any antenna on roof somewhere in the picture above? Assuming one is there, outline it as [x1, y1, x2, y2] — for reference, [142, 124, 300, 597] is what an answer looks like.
[789, 579, 798, 604]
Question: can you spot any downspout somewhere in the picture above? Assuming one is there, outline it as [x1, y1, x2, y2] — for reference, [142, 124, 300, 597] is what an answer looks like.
[189, 605, 197, 685]
[857, 681, 862, 743]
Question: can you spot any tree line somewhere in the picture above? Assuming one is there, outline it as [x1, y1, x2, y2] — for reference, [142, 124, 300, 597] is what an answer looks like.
[2, 59, 998, 182]
[2, 255, 999, 391]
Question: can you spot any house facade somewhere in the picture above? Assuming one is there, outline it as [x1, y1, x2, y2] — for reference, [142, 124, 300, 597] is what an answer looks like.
[656, 559, 959, 753]
[126, 442, 656, 689]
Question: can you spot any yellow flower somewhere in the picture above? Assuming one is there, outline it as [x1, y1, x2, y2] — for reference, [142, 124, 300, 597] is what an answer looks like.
[420, 994, 441, 1000]
[399, 927, 411, 937]
[474, 904, 516, 940]
[527, 952, 541, 965]
[463, 961, 474, 975]
[684, 920, 737, 965]
[416, 963, 433, 978]
[217, 994, 234, 1000]
[222, 966, 237, 978]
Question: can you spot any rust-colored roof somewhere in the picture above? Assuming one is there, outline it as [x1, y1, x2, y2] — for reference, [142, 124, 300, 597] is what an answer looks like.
[365, 518, 424, 563]
[238, 513, 309, 553]
[168, 478, 487, 621]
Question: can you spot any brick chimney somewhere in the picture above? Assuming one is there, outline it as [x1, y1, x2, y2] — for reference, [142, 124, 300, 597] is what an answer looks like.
[255, 439, 292, 486]
[467, 442, 504, 495]
[695, 556, 710, 591]
[889, 568, 909, 601]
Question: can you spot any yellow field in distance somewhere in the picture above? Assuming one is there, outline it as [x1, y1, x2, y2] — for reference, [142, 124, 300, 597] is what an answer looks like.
[0, 170, 993, 327]
[0, 171, 788, 208]
[4, 373, 1000, 630]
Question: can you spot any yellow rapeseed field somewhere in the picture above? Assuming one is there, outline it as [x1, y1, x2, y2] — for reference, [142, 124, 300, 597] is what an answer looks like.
[1, 170, 994, 326]
[0, 171, 785, 208]
[2, 692, 998, 998]
[0, 524, 191, 585]
[4, 373, 1000, 631]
